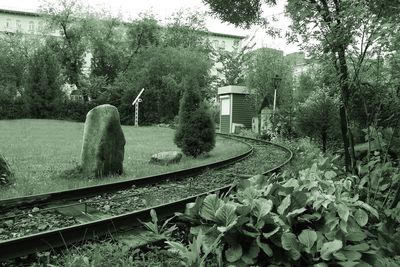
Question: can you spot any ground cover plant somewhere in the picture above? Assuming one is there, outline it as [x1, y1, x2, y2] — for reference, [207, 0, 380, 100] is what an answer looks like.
[168, 154, 400, 266]
[0, 119, 249, 199]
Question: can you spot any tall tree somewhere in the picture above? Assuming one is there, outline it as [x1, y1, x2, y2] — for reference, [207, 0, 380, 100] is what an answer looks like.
[41, 0, 89, 101]
[203, 0, 400, 172]
[25, 45, 62, 118]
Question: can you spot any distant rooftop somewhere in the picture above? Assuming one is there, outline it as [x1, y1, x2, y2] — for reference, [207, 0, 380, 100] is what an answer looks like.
[0, 6, 40, 17]
[0, 6, 247, 40]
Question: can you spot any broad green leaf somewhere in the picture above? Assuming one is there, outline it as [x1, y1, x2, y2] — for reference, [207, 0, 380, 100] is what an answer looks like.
[314, 264, 329, 267]
[281, 232, 298, 251]
[241, 240, 259, 264]
[215, 202, 237, 227]
[254, 198, 273, 220]
[356, 201, 379, 219]
[337, 203, 350, 222]
[344, 243, 369, 252]
[340, 220, 348, 233]
[282, 178, 299, 188]
[281, 232, 301, 260]
[263, 226, 280, 239]
[341, 250, 362, 261]
[257, 236, 273, 257]
[325, 170, 337, 179]
[354, 209, 368, 227]
[288, 249, 301, 261]
[236, 205, 251, 216]
[291, 191, 308, 209]
[333, 252, 347, 261]
[225, 243, 242, 263]
[320, 240, 343, 260]
[346, 231, 367, 242]
[298, 229, 317, 253]
[287, 207, 307, 218]
[278, 195, 291, 215]
[200, 194, 223, 221]
[338, 262, 359, 267]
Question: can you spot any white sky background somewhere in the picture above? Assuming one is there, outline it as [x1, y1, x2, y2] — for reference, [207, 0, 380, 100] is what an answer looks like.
[0, 0, 300, 54]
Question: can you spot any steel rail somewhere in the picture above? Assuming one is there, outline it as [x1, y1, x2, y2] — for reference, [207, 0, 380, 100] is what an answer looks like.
[0, 135, 293, 261]
[0, 134, 252, 212]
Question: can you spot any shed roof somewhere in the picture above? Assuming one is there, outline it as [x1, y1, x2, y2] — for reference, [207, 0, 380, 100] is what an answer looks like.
[218, 85, 249, 95]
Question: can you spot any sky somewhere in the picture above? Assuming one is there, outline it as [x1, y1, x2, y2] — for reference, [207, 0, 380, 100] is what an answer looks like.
[0, 0, 300, 54]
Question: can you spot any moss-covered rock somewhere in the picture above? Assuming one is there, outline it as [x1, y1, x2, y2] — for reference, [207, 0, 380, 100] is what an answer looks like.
[81, 104, 125, 178]
[0, 154, 11, 185]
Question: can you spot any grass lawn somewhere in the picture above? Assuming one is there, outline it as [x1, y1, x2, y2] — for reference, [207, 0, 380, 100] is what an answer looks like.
[0, 119, 249, 199]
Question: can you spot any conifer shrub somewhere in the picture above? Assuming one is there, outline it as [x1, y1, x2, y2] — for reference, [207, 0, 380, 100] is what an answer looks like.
[174, 82, 215, 157]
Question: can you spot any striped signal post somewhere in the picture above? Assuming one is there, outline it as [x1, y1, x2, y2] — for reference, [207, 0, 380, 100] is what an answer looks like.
[132, 88, 145, 127]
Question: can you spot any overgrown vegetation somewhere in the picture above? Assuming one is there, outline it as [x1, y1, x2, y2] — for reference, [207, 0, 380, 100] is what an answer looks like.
[163, 133, 400, 266]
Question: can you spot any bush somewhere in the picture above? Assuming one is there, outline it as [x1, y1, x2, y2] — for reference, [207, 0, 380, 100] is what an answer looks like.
[174, 82, 215, 157]
[24, 46, 63, 118]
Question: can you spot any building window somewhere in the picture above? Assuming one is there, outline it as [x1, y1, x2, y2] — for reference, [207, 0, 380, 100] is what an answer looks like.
[29, 21, 34, 32]
[220, 97, 230, 115]
[16, 20, 22, 30]
[212, 40, 219, 48]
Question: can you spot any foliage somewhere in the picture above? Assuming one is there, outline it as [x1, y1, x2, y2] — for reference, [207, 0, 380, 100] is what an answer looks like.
[139, 209, 178, 240]
[246, 48, 293, 113]
[24, 45, 63, 118]
[162, 9, 210, 51]
[202, 0, 276, 28]
[41, 0, 89, 100]
[174, 155, 399, 266]
[294, 72, 317, 103]
[215, 39, 253, 86]
[296, 88, 340, 152]
[0, 34, 33, 98]
[174, 82, 216, 157]
[354, 127, 400, 219]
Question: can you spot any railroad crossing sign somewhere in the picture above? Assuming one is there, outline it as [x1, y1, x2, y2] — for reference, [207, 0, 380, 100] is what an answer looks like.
[132, 88, 145, 127]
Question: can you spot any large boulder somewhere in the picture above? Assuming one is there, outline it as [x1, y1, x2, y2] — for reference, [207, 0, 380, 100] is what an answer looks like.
[0, 154, 11, 185]
[81, 104, 125, 178]
[150, 151, 182, 165]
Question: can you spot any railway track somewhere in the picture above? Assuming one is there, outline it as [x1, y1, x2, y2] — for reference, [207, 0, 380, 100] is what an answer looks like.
[0, 134, 292, 261]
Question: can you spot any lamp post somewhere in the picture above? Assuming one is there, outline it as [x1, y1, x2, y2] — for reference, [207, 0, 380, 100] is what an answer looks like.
[272, 74, 282, 126]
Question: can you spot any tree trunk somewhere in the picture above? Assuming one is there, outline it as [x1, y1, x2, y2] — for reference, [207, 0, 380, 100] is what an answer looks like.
[322, 130, 327, 153]
[337, 46, 357, 173]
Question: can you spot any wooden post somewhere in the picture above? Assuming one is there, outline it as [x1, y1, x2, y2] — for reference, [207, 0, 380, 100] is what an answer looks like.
[132, 88, 145, 127]
[135, 101, 139, 127]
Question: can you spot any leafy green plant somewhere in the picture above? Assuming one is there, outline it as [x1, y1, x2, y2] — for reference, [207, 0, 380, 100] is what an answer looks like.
[139, 209, 177, 240]
[175, 155, 399, 266]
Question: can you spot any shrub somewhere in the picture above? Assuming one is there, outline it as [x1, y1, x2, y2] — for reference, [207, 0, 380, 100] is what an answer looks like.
[174, 82, 215, 157]
[24, 46, 63, 118]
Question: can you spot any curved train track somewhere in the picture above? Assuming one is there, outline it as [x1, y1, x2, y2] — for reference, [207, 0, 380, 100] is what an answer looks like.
[0, 134, 292, 261]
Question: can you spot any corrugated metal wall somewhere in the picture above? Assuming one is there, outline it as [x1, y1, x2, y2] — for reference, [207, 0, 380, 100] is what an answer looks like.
[232, 94, 253, 128]
[220, 115, 230, 133]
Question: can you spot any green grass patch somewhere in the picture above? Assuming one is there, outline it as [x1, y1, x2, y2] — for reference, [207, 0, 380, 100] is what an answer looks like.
[0, 119, 249, 199]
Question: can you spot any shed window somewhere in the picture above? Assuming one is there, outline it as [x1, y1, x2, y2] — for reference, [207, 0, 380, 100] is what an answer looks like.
[221, 97, 230, 115]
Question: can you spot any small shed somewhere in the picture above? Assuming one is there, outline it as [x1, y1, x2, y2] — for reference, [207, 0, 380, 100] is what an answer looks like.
[218, 85, 253, 133]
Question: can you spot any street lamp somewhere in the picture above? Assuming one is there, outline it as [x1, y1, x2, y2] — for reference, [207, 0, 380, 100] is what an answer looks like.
[272, 74, 282, 122]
